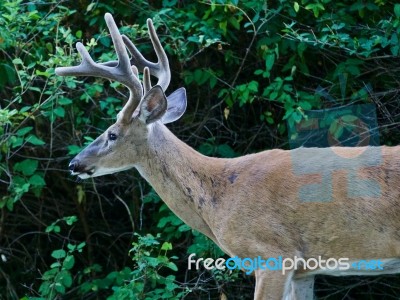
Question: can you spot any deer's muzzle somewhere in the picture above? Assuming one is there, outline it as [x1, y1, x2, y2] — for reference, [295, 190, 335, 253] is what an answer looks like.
[69, 159, 94, 177]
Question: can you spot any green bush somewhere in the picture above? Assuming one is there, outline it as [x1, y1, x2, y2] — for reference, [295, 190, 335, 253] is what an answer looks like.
[1, 0, 400, 299]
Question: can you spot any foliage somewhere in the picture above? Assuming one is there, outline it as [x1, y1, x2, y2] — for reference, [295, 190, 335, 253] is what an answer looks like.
[110, 233, 188, 300]
[0, 0, 400, 299]
[38, 217, 84, 299]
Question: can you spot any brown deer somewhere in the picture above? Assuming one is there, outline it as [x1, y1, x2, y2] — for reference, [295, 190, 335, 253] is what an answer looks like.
[56, 13, 400, 300]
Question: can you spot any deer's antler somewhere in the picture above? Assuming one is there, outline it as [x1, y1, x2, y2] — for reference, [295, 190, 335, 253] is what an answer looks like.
[122, 19, 170, 93]
[55, 14, 170, 123]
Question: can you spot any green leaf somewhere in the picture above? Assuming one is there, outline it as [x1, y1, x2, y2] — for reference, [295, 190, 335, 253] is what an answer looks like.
[219, 20, 227, 34]
[163, 0, 178, 7]
[50, 262, 62, 268]
[64, 215, 78, 225]
[77, 185, 85, 205]
[0, 197, 9, 210]
[76, 30, 82, 39]
[229, 17, 240, 30]
[68, 145, 82, 155]
[60, 270, 73, 288]
[14, 159, 38, 176]
[12, 58, 23, 65]
[334, 126, 344, 140]
[391, 45, 399, 56]
[16, 127, 33, 136]
[193, 69, 209, 85]
[77, 242, 86, 251]
[58, 97, 73, 105]
[305, 3, 324, 17]
[329, 121, 338, 135]
[341, 115, 358, 123]
[29, 174, 46, 186]
[86, 2, 96, 11]
[36, 70, 51, 78]
[63, 255, 75, 270]
[265, 53, 275, 71]
[42, 268, 59, 280]
[38, 281, 51, 295]
[67, 244, 77, 251]
[297, 43, 307, 57]
[269, 91, 278, 100]
[248, 81, 259, 92]
[26, 135, 45, 146]
[298, 101, 312, 110]
[165, 279, 179, 291]
[209, 76, 217, 89]
[161, 242, 173, 251]
[54, 283, 65, 294]
[292, 111, 302, 123]
[53, 106, 65, 118]
[217, 144, 236, 158]
[178, 224, 190, 232]
[198, 143, 214, 156]
[395, 4, 400, 18]
[166, 261, 178, 271]
[187, 36, 200, 44]
[46, 224, 60, 233]
[51, 249, 67, 259]
[294, 2, 299, 12]
[144, 256, 161, 267]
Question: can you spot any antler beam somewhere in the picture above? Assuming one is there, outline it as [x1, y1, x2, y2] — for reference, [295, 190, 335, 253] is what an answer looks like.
[55, 14, 172, 123]
[122, 19, 171, 91]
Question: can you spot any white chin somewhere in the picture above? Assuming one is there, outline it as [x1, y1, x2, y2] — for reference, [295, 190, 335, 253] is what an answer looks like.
[77, 173, 91, 179]
[78, 165, 135, 179]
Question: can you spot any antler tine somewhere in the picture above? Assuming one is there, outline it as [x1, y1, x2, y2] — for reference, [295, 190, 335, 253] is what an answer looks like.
[121, 19, 171, 91]
[143, 67, 152, 93]
[55, 13, 143, 123]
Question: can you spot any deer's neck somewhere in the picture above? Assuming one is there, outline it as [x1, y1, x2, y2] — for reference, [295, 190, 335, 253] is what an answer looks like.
[136, 123, 225, 241]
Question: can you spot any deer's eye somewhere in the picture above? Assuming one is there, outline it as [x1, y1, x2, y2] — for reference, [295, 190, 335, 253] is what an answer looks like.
[108, 132, 117, 141]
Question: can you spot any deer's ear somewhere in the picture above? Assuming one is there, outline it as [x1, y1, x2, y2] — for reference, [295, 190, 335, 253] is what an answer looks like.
[161, 88, 187, 124]
[139, 85, 167, 124]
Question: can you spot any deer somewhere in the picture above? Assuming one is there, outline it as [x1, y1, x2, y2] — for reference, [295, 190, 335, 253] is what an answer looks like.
[55, 13, 400, 300]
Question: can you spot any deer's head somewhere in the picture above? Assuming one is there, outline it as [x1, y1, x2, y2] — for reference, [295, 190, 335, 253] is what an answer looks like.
[56, 14, 186, 179]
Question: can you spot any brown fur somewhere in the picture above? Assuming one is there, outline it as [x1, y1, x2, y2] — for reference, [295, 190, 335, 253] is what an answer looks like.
[134, 123, 400, 299]
[69, 107, 400, 299]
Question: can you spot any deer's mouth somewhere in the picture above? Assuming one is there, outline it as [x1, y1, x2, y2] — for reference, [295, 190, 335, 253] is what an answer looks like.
[77, 168, 95, 178]
[69, 158, 136, 179]
[87, 169, 95, 175]
[72, 169, 95, 179]
[69, 160, 96, 178]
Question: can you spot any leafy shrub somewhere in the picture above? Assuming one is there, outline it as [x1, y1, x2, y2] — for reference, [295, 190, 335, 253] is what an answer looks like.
[1, 0, 400, 299]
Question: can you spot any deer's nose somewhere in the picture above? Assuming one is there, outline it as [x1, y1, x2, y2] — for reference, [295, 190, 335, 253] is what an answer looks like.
[69, 161, 77, 172]
[69, 160, 85, 173]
